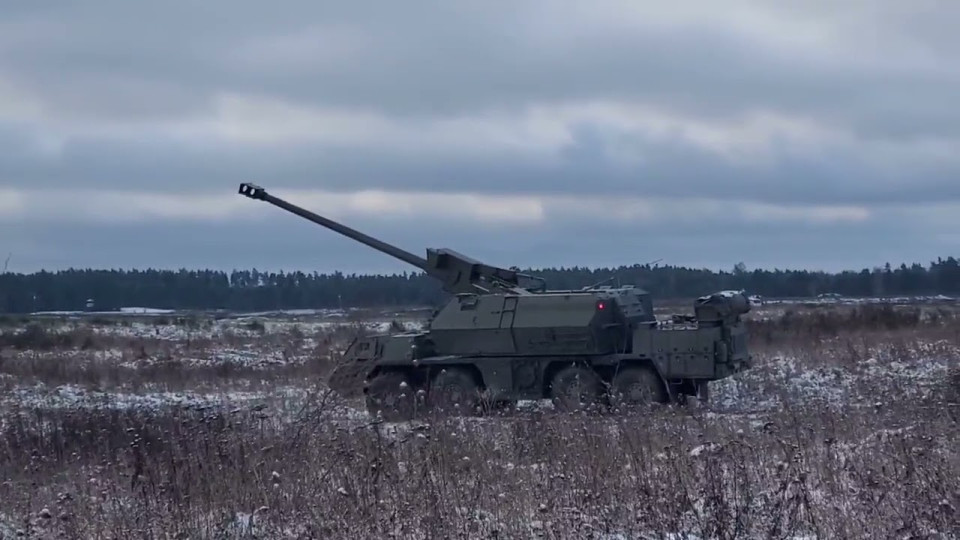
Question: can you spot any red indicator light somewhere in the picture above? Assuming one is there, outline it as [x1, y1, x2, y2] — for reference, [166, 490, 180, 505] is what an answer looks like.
[597, 302, 605, 310]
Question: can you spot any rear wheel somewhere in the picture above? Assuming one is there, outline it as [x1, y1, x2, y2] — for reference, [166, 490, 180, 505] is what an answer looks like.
[609, 365, 668, 411]
[365, 371, 420, 421]
[427, 367, 481, 415]
[549, 365, 604, 412]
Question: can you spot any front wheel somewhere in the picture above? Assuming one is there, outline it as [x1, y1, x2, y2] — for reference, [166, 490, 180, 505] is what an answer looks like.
[365, 371, 420, 421]
[427, 367, 481, 416]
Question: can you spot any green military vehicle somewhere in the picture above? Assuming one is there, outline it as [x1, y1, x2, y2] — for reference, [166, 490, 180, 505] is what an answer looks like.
[239, 183, 752, 419]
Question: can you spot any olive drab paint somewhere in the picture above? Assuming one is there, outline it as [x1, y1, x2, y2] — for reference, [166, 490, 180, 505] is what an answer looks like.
[239, 183, 753, 419]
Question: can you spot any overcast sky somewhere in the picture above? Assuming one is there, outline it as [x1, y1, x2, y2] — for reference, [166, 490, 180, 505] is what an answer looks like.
[1, 1, 958, 275]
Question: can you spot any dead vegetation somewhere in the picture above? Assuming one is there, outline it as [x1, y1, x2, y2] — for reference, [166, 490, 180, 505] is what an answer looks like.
[1, 388, 957, 538]
[0, 316, 359, 395]
[0, 303, 958, 538]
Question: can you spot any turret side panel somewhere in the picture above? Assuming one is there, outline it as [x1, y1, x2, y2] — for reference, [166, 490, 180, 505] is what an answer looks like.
[429, 295, 519, 355]
[429, 293, 620, 356]
[511, 295, 600, 328]
[511, 294, 617, 355]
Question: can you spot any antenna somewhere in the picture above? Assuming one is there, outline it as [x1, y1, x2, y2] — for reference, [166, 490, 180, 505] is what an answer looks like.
[2, 252, 10, 273]
[581, 275, 616, 291]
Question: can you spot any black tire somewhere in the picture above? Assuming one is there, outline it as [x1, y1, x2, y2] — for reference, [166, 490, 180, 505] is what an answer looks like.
[609, 365, 668, 410]
[549, 365, 604, 412]
[365, 371, 419, 421]
[427, 367, 481, 415]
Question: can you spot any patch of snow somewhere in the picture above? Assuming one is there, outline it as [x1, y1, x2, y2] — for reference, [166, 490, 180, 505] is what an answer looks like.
[760, 295, 958, 306]
[238, 308, 349, 317]
[711, 346, 957, 413]
[4, 383, 306, 412]
[0, 513, 20, 539]
[118, 307, 175, 314]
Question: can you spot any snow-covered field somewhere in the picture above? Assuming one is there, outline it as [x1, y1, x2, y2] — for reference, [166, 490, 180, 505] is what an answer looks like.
[0, 307, 426, 420]
[1, 300, 958, 538]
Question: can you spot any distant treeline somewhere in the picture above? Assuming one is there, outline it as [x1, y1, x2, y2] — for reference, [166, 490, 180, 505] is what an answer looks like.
[1, 257, 959, 313]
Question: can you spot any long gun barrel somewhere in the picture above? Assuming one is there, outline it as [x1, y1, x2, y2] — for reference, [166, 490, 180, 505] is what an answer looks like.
[238, 183, 540, 295]
[239, 183, 429, 270]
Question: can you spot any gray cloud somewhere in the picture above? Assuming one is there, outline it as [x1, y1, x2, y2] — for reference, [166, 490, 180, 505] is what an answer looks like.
[4, 2, 957, 128]
[1, 0, 958, 272]
[2, 126, 957, 206]
[3, 205, 950, 275]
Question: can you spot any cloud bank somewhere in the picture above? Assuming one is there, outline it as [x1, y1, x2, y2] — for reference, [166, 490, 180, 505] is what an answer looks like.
[1, 1, 958, 274]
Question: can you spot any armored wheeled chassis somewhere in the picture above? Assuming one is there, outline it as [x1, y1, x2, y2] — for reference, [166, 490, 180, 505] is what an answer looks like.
[238, 183, 752, 419]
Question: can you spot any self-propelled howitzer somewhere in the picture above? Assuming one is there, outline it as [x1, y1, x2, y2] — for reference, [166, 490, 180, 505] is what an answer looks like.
[238, 183, 753, 419]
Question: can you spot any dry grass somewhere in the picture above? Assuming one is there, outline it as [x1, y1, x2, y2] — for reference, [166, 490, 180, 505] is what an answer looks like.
[1, 391, 957, 538]
[0, 317, 354, 395]
[0, 303, 958, 538]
